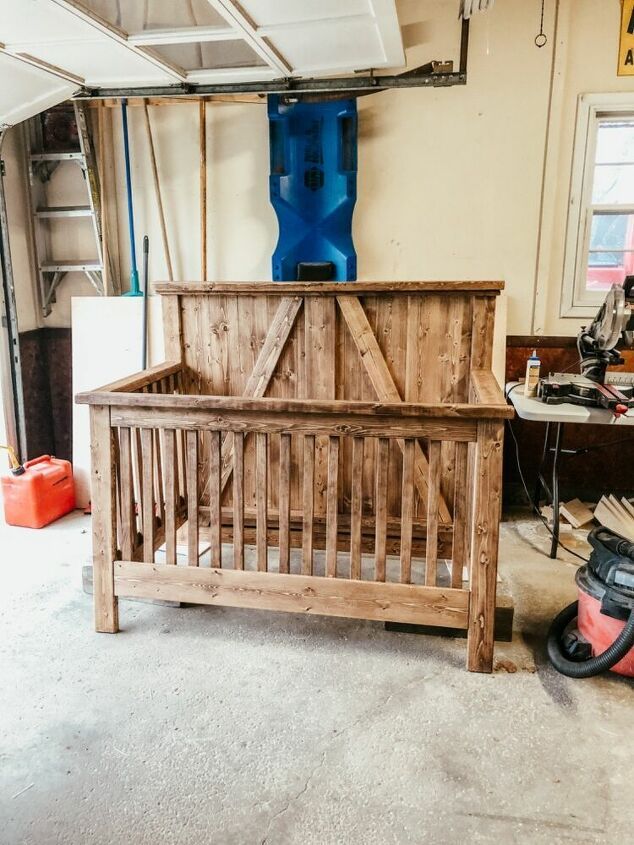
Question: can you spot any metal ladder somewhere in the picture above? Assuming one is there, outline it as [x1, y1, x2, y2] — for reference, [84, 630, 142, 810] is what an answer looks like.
[28, 102, 111, 316]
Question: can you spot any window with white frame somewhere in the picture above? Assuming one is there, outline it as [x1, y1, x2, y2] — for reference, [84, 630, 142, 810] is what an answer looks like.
[562, 94, 634, 317]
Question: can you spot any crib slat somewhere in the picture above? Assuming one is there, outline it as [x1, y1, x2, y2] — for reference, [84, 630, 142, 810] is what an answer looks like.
[163, 429, 177, 565]
[209, 430, 222, 568]
[233, 432, 244, 570]
[119, 427, 135, 561]
[400, 438, 415, 584]
[256, 433, 268, 572]
[452, 441, 469, 588]
[349, 436, 363, 580]
[278, 433, 291, 574]
[141, 428, 155, 562]
[113, 430, 122, 551]
[325, 436, 339, 578]
[177, 429, 186, 506]
[154, 428, 165, 527]
[302, 435, 315, 576]
[425, 440, 442, 586]
[186, 430, 199, 566]
[133, 428, 144, 531]
[374, 438, 389, 582]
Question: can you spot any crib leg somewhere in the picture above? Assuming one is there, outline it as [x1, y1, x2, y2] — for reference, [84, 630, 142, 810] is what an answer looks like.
[90, 406, 119, 633]
[467, 421, 503, 673]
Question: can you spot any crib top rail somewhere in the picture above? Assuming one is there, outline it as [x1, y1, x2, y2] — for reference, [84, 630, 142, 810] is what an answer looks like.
[153, 281, 505, 295]
[76, 364, 512, 420]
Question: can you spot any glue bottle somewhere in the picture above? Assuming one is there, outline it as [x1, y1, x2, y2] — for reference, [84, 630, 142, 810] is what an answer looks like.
[524, 350, 541, 397]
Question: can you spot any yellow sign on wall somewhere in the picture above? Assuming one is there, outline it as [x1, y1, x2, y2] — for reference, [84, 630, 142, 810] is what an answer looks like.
[619, 0, 634, 75]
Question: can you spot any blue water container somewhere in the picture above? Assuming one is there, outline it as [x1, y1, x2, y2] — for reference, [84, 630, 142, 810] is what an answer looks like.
[268, 95, 358, 281]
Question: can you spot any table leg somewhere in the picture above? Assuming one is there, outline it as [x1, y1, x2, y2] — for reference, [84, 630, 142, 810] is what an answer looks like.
[534, 421, 551, 509]
[549, 422, 563, 559]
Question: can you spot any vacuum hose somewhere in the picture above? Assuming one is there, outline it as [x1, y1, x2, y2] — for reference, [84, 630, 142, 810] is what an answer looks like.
[547, 601, 634, 678]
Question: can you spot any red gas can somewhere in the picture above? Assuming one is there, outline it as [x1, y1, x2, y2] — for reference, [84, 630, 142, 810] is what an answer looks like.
[1, 455, 75, 528]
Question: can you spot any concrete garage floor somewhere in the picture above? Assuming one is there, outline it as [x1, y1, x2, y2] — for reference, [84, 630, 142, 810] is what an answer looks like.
[1, 512, 633, 845]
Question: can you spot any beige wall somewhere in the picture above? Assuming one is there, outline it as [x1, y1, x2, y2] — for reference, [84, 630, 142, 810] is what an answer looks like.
[4, 0, 634, 338]
[536, 0, 634, 334]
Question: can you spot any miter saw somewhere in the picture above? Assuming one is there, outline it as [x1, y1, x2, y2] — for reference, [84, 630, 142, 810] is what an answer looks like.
[538, 278, 634, 414]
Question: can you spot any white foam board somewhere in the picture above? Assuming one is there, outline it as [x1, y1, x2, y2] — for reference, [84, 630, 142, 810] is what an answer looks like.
[71, 295, 164, 507]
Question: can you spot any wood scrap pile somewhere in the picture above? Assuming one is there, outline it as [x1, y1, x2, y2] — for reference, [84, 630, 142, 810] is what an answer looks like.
[541, 498, 593, 530]
[559, 499, 594, 529]
[543, 495, 634, 542]
[593, 496, 634, 542]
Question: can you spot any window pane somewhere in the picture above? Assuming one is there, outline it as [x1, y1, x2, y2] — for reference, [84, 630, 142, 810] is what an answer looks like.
[585, 212, 634, 291]
[78, 0, 226, 32]
[152, 40, 266, 71]
[592, 163, 634, 204]
[595, 119, 634, 164]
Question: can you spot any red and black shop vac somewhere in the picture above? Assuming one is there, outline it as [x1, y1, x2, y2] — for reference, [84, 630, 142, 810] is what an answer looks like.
[548, 527, 634, 678]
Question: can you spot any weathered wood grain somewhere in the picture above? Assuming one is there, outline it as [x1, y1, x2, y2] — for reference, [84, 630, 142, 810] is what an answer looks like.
[83, 391, 512, 419]
[302, 435, 315, 576]
[90, 406, 118, 632]
[115, 563, 471, 628]
[208, 430, 221, 567]
[118, 427, 135, 562]
[186, 430, 199, 566]
[451, 440, 469, 589]
[470, 368, 511, 412]
[162, 297, 183, 362]
[155, 281, 504, 295]
[76, 361, 182, 401]
[304, 296, 336, 515]
[140, 428, 155, 563]
[87, 284, 505, 673]
[349, 436, 364, 580]
[233, 433, 244, 570]
[256, 432, 268, 572]
[424, 440, 442, 587]
[163, 429, 177, 565]
[215, 296, 303, 494]
[111, 406, 478, 441]
[400, 438, 415, 584]
[325, 436, 340, 577]
[278, 433, 291, 574]
[337, 294, 452, 524]
[374, 438, 389, 582]
[467, 420, 504, 672]
[470, 296, 496, 371]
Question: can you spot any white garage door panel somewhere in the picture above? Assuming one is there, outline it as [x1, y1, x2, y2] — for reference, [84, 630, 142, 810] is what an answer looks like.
[0, 0, 94, 43]
[273, 20, 386, 75]
[26, 41, 176, 85]
[0, 0, 406, 91]
[0, 53, 77, 128]
[240, 0, 405, 72]
[241, 0, 371, 27]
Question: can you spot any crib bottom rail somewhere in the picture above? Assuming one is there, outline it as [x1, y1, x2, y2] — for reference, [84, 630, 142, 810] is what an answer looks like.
[114, 562, 470, 629]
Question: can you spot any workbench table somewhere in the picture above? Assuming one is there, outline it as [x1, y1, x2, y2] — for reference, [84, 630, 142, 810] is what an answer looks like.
[506, 382, 634, 559]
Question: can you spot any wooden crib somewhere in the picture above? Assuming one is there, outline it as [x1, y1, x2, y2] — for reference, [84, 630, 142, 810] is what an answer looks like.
[77, 281, 512, 672]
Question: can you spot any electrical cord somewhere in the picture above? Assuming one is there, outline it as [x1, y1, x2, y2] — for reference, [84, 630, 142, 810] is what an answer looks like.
[506, 418, 590, 563]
